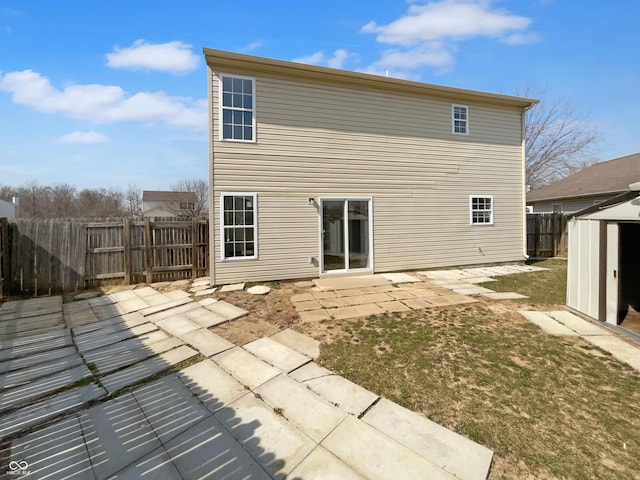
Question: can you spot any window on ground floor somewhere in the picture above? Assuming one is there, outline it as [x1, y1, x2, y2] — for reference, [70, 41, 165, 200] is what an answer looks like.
[470, 195, 493, 225]
[221, 193, 257, 259]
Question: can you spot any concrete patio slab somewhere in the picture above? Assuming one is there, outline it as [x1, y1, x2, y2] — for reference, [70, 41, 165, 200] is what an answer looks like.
[107, 289, 139, 303]
[88, 295, 116, 307]
[323, 415, 457, 480]
[0, 327, 71, 354]
[0, 383, 106, 438]
[294, 299, 323, 311]
[328, 306, 360, 319]
[584, 335, 640, 371]
[144, 301, 203, 322]
[194, 287, 218, 296]
[109, 447, 182, 479]
[74, 322, 158, 353]
[386, 289, 421, 300]
[213, 347, 280, 390]
[401, 298, 434, 310]
[63, 304, 100, 328]
[289, 446, 364, 480]
[165, 289, 191, 300]
[133, 286, 162, 297]
[451, 286, 496, 295]
[518, 311, 579, 336]
[71, 311, 147, 336]
[0, 312, 65, 337]
[88, 337, 184, 374]
[192, 276, 211, 286]
[216, 393, 316, 478]
[290, 363, 378, 416]
[80, 393, 162, 480]
[299, 309, 332, 321]
[7, 415, 94, 480]
[204, 300, 248, 322]
[164, 415, 271, 480]
[100, 345, 197, 394]
[465, 276, 497, 284]
[92, 303, 128, 321]
[354, 303, 386, 316]
[244, 337, 311, 373]
[271, 328, 320, 359]
[0, 352, 83, 389]
[143, 293, 181, 307]
[481, 291, 529, 300]
[138, 297, 193, 317]
[197, 297, 218, 307]
[179, 328, 234, 357]
[219, 282, 245, 292]
[0, 296, 62, 318]
[131, 375, 210, 443]
[155, 315, 200, 337]
[363, 398, 493, 480]
[378, 301, 412, 313]
[183, 307, 228, 327]
[0, 345, 76, 374]
[81, 330, 171, 362]
[381, 272, 421, 283]
[112, 298, 149, 315]
[178, 359, 248, 412]
[548, 310, 607, 336]
[314, 275, 391, 291]
[256, 374, 346, 442]
[0, 364, 92, 412]
[291, 293, 316, 303]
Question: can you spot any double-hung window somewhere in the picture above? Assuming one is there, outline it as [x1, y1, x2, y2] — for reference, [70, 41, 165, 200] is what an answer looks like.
[470, 195, 493, 225]
[220, 75, 255, 142]
[452, 105, 468, 135]
[221, 193, 257, 259]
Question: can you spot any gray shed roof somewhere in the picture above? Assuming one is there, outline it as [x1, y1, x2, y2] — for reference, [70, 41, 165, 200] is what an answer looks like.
[527, 153, 640, 203]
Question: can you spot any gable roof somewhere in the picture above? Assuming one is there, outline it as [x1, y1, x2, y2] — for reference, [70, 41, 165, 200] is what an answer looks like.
[203, 48, 538, 110]
[527, 153, 640, 203]
[142, 190, 197, 203]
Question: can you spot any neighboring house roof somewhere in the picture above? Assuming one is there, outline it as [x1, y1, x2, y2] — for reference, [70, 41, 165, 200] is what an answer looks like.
[142, 191, 198, 203]
[527, 153, 640, 203]
[203, 48, 538, 110]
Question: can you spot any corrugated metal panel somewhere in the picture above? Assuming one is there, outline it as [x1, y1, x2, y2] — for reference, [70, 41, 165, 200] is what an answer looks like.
[567, 218, 600, 318]
[209, 69, 526, 284]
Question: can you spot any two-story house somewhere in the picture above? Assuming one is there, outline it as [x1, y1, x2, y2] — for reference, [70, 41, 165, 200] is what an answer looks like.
[204, 48, 537, 285]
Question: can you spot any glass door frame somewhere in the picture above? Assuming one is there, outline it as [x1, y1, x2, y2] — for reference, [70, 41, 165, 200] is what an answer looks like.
[318, 197, 373, 275]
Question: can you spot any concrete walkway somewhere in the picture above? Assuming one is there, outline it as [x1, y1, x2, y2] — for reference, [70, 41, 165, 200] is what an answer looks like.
[1, 288, 493, 479]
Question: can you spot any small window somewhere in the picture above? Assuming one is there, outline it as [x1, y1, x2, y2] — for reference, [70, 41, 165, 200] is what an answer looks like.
[470, 195, 493, 225]
[552, 203, 562, 213]
[220, 75, 255, 142]
[221, 193, 257, 259]
[452, 105, 468, 135]
[180, 202, 195, 211]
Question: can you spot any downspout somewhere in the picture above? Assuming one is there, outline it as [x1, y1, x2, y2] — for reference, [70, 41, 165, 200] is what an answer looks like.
[207, 62, 216, 285]
[521, 103, 535, 260]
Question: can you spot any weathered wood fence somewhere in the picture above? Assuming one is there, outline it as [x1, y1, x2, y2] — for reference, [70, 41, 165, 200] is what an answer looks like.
[526, 213, 568, 258]
[0, 218, 9, 297]
[1, 217, 208, 295]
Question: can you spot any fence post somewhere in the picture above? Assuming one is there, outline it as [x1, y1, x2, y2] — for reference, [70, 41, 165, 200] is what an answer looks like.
[192, 218, 198, 279]
[123, 218, 132, 285]
[144, 218, 153, 283]
[0, 218, 9, 297]
[533, 215, 540, 257]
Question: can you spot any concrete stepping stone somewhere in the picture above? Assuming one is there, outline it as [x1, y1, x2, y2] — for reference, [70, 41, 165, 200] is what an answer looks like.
[322, 415, 457, 480]
[482, 292, 528, 300]
[290, 363, 378, 416]
[108, 289, 139, 303]
[362, 398, 493, 480]
[203, 300, 248, 323]
[216, 393, 316, 478]
[256, 374, 346, 442]
[0, 312, 65, 337]
[183, 307, 228, 328]
[381, 272, 421, 283]
[109, 298, 149, 316]
[190, 284, 211, 293]
[518, 311, 578, 336]
[354, 303, 386, 316]
[0, 296, 62, 318]
[81, 330, 170, 364]
[177, 360, 248, 413]
[219, 282, 245, 292]
[198, 297, 218, 307]
[294, 299, 323, 311]
[247, 285, 270, 295]
[71, 312, 148, 336]
[377, 301, 411, 313]
[0, 326, 70, 352]
[74, 322, 158, 353]
[144, 301, 203, 322]
[465, 277, 497, 284]
[401, 298, 434, 310]
[88, 337, 184, 374]
[179, 328, 234, 357]
[88, 295, 116, 308]
[155, 315, 201, 337]
[63, 306, 99, 328]
[100, 345, 198, 394]
[314, 275, 391, 291]
[139, 297, 193, 317]
[584, 335, 640, 371]
[0, 383, 105, 438]
[244, 337, 311, 373]
[213, 347, 280, 390]
[451, 286, 495, 295]
[548, 310, 607, 336]
[131, 375, 210, 444]
[132, 286, 160, 297]
[271, 328, 320, 359]
[79, 393, 162, 480]
[192, 276, 211, 287]
[141, 293, 180, 307]
[92, 303, 129, 321]
[194, 287, 218, 296]
[299, 309, 332, 322]
[165, 290, 191, 300]
[6, 415, 94, 479]
[164, 415, 271, 480]
[289, 446, 364, 479]
[109, 447, 182, 479]
[0, 345, 77, 374]
[0, 353, 83, 390]
[0, 364, 92, 412]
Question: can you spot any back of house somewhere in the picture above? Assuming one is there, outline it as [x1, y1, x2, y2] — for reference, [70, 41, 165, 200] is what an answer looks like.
[204, 48, 536, 285]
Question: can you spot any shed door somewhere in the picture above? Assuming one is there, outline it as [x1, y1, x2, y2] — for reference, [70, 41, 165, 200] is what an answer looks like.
[605, 223, 619, 325]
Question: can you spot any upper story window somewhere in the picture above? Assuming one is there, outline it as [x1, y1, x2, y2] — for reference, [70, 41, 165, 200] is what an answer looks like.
[452, 105, 468, 135]
[470, 195, 493, 225]
[220, 74, 255, 142]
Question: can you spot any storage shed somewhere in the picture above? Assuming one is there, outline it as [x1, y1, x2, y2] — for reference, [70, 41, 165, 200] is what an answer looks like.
[567, 189, 640, 327]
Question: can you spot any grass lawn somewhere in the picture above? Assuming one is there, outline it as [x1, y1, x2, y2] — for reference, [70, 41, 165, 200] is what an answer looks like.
[318, 259, 640, 479]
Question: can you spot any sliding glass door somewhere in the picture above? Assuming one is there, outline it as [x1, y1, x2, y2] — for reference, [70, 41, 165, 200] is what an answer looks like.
[321, 199, 371, 272]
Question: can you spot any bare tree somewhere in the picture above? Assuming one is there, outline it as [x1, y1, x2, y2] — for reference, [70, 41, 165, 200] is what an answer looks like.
[50, 184, 77, 217]
[125, 184, 142, 217]
[523, 87, 600, 189]
[169, 179, 209, 218]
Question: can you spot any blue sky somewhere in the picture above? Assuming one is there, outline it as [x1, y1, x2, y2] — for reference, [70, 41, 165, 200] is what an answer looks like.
[0, 0, 638, 190]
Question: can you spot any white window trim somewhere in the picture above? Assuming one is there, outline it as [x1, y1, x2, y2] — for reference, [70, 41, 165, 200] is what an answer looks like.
[469, 195, 494, 225]
[452, 104, 469, 135]
[552, 203, 562, 213]
[218, 73, 257, 143]
[220, 192, 258, 261]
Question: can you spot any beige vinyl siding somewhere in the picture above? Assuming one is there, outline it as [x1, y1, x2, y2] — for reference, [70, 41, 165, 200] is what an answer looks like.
[210, 69, 525, 284]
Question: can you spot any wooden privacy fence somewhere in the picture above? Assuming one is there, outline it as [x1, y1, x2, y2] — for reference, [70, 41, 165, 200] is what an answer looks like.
[0, 218, 9, 297]
[3, 217, 208, 294]
[526, 213, 568, 258]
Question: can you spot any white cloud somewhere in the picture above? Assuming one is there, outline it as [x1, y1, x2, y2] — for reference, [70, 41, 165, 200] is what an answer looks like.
[327, 49, 350, 69]
[54, 131, 109, 145]
[502, 32, 541, 45]
[292, 51, 325, 65]
[0, 69, 207, 130]
[240, 40, 265, 53]
[292, 49, 353, 69]
[106, 40, 199, 73]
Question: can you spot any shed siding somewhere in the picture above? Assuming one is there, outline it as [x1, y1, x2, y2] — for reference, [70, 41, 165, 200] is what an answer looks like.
[567, 218, 601, 319]
[210, 69, 525, 284]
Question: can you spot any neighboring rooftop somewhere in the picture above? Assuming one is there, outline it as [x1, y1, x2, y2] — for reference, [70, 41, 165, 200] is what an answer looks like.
[142, 190, 198, 203]
[527, 153, 640, 203]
